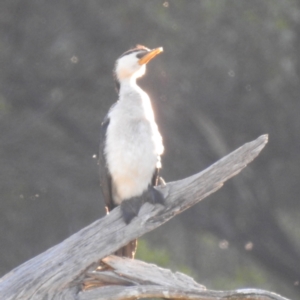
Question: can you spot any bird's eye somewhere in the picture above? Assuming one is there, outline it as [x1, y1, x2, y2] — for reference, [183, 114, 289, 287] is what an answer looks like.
[136, 52, 147, 59]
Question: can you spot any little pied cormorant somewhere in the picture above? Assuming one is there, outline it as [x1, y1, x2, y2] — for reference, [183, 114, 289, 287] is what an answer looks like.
[99, 45, 165, 258]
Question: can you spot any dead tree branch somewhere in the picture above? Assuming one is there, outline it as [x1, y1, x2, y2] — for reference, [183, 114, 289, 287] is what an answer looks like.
[80, 255, 290, 300]
[0, 135, 281, 300]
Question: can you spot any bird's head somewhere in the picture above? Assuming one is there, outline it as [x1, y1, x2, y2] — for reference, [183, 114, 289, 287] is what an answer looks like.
[114, 45, 163, 91]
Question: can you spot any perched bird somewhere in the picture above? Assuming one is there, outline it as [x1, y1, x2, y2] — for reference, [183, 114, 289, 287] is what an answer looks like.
[99, 45, 165, 258]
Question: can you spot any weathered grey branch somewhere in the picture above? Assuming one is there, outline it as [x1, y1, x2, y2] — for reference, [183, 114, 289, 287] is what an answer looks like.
[0, 135, 279, 300]
[81, 286, 290, 300]
[79, 255, 290, 300]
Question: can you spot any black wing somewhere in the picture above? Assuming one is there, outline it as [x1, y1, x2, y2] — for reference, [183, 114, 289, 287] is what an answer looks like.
[99, 115, 115, 213]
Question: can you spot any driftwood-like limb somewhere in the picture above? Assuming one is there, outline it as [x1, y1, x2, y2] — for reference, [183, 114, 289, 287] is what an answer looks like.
[0, 135, 273, 300]
[83, 255, 206, 291]
[81, 287, 289, 300]
[79, 255, 289, 300]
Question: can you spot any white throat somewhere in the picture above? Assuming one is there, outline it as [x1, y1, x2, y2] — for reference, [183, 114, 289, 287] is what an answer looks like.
[115, 58, 146, 82]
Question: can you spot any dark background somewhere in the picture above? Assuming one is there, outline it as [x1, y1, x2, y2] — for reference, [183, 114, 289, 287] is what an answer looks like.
[1, 1, 300, 299]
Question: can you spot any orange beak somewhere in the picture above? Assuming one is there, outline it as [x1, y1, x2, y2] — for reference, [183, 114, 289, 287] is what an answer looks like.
[138, 47, 163, 65]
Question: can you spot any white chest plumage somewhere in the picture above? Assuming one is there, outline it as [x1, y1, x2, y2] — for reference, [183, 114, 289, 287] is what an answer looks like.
[105, 85, 164, 205]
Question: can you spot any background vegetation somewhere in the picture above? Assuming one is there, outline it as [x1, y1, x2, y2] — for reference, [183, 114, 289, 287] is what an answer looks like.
[0, 1, 299, 299]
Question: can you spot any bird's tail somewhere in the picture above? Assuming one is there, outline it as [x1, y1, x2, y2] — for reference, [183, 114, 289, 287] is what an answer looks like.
[114, 239, 137, 259]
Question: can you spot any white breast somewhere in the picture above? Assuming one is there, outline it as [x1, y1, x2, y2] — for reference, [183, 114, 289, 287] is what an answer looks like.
[105, 89, 164, 204]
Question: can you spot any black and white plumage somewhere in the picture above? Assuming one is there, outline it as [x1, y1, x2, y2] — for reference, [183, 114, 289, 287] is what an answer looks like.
[99, 45, 165, 258]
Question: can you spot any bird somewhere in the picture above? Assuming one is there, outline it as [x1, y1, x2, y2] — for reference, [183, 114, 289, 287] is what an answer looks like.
[99, 45, 165, 258]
